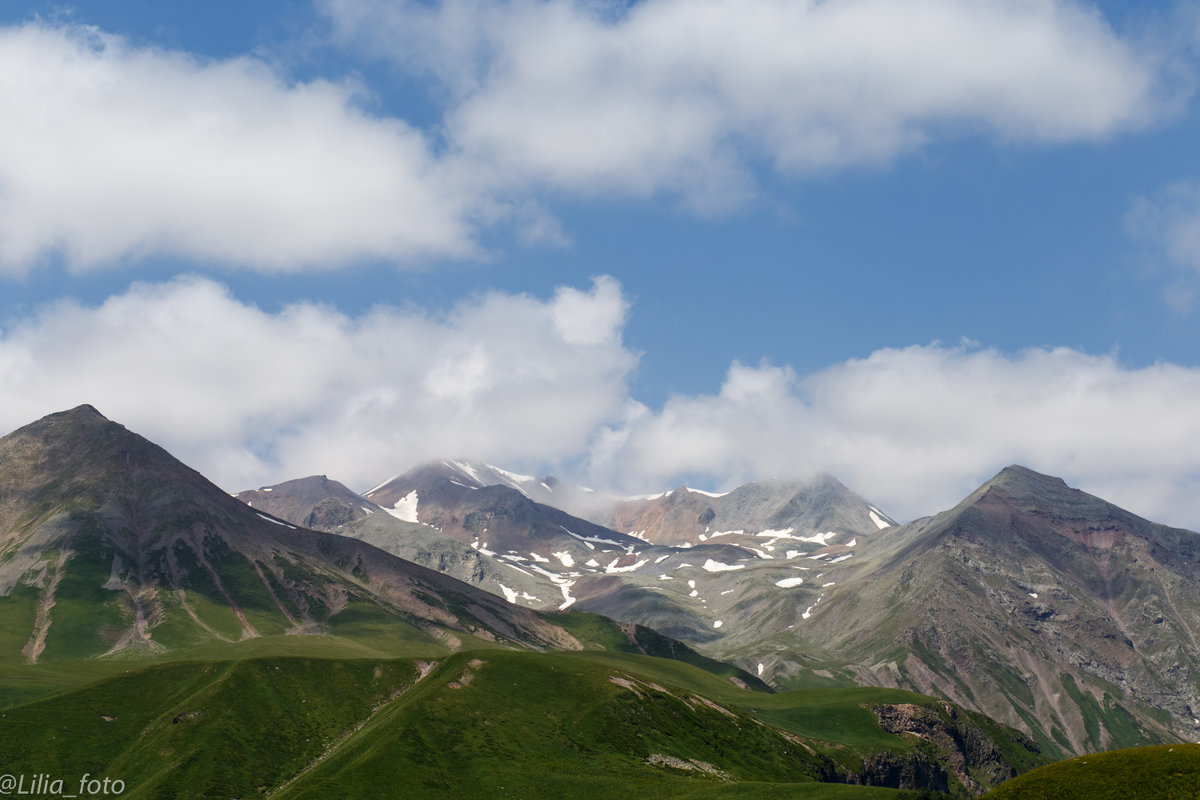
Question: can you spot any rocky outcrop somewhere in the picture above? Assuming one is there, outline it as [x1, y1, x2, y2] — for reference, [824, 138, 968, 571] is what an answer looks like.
[868, 701, 1039, 796]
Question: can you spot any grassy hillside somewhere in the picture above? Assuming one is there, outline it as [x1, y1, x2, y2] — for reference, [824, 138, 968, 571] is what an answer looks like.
[0, 649, 1043, 800]
[981, 743, 1200, 800]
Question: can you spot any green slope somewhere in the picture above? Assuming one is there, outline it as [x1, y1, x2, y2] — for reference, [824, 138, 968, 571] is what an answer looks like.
[0, 650, 1044, 800]
[981, 743, 1200, 800]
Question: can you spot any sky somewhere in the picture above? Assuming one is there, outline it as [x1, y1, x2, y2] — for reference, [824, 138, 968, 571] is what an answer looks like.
[3, 0, 1200, 527]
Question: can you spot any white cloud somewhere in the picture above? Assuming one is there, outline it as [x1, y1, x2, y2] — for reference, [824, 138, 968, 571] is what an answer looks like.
[589, 343, 1200, 529]
[0, 5, 1177, 272]
[6, 276, 1200, 530]
[0, 22, 475, 274]
[0, 275, 635, 492]
[325, 0, 1170, 208]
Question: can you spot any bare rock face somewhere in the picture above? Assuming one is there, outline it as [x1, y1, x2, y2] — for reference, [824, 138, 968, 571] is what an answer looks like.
[871, 701, 1033, 795]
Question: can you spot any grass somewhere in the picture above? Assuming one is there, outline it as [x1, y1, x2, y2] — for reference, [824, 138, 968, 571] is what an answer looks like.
[0, 647, 1039, 800]
[982, 743, 1200, 800]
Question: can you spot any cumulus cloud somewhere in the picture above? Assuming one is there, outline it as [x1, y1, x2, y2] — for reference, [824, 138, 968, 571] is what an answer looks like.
[0, 275, 635, 492]
[0, 4, 1178, 271]
[324, 0, 1171, 208]
[589, 343, 1200, 529]
[5, 276, 1200, 530]
[0, 22, 476, 274]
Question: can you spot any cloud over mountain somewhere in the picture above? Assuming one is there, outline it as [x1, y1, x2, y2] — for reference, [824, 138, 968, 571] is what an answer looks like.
[5, 275, 1200, 530]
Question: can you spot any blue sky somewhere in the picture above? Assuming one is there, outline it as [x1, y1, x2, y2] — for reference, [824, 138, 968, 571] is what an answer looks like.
[3, 0, 1200, 526]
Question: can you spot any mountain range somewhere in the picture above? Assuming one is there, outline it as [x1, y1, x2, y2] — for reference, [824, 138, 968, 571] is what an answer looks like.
[3, 404, 1198, 797]
[242, 453, 1200, 760]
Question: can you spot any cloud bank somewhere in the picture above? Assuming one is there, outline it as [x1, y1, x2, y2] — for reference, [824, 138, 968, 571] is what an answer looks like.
[0, 275, 634, 491]
[0, 1, 1178, 271]
[5, 277, 1200, 529]
[326, 0, 1168, 208]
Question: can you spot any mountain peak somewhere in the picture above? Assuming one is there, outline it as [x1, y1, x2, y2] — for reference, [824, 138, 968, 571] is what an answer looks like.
[972, 465, 1078, 509]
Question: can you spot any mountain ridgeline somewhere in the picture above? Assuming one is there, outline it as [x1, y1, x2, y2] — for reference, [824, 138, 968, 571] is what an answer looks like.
[243, 459, 1200, 759]
[0, 407, 1057, 799]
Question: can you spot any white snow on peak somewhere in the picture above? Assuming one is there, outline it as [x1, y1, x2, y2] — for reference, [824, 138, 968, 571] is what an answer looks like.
[261, 487, 273, 492]
[702, 559, 746, 573]
[384, 490, 420, 523]
[491, 464, 538, 485]
[257, 513, 296, 529]
[869, 508, 893, 529]
[686, 487, 730, 498]
[625, 491, 668, 501]
[448, 460, 484, 484]
[775, 577, 806, 588]
[552, 551, 575, 568]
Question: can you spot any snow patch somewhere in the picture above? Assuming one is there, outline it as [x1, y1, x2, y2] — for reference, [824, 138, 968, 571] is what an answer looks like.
[605, 558, 648, 574]
[845, 538, 857, 547]
[702, 560, 745, 573]
[585, 558, 600, 567]
[757, 663, 764, 677]
[827, 554, 853, 564]
[1029, 592, 1039, 599]
[786, 551, 807, 559]
[713, 620, 723, 629]
[256, 513, 296, 529]
[383, 490, 420, 523]
[687, 487, 730, 498]
[654, 554, 671, 564]
[775, 577, 806, 588]
[497, 583, 519, 604]
[530, 552, 550, 563]
[552, 551, 575, 568]
[869, 508, 892, 529]
[802, 606, 814, 620]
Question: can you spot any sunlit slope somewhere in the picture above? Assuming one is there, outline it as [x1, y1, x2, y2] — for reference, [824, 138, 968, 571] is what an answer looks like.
[0, 651, 1046, 800]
